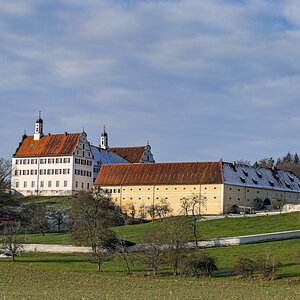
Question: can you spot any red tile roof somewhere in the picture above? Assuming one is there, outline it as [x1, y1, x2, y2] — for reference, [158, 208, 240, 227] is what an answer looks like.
[94, 162, 223, 186]
[107, 146, 146, 163]
[14, 133, 81, 157]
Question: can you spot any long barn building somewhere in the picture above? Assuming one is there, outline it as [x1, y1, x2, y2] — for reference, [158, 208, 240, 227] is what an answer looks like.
[94, 161, 300, 215]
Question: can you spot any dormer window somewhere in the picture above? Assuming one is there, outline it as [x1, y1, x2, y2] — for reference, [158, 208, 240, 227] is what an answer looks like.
[252, 178, 258, 184]
[285, 181, 291, 188]
[242, 169, 248, 177]
[240, 176, 246, 183]
[268, 180, 274, 187]
[288, 175, 294, 182]
[256, 171, 262, 178]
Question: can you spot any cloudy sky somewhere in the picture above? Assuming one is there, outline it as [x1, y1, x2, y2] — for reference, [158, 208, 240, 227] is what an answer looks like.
[1, 0, 300, 163]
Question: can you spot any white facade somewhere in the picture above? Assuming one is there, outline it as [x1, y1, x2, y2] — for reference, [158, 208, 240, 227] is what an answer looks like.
[12, 130, 94, 196]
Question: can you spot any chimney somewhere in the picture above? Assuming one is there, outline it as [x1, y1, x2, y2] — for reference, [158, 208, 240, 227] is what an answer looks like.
[65, 132, 68, 136]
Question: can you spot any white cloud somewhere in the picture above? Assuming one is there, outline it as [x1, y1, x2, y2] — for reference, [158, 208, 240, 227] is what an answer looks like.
[1, 0, 300, 162]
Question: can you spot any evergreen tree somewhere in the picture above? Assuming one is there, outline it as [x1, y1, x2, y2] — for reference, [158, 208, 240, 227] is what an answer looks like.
[284, 152, 293, 163]
[253, 161, 259, 168]
[294, 153, 299, 164]
[276, 157, 281, 166]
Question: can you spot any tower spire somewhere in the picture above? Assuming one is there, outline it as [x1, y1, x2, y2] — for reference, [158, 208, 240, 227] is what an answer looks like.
[34, 111, 44, 140]
[100, 124, 108, 149]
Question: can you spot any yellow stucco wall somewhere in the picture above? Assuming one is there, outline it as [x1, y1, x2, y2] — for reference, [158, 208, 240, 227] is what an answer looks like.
[96, 183, 300, 217]
[223, 184, 300, 212]
[96, 184, 223, 217]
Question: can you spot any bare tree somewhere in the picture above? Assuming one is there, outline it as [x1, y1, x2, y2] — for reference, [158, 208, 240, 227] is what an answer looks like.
[180, 197, 192, 216]
[30, 206, 48, 236]
[146, 204, 156, 221]
[85, 228, 118, 272]
[139, 228, 167, 276]
[161, 217, 192, 276]
[71, 191, 121, 272]
[0, 158, 11, 193]
[116, 238, 135, 275]
[138, 204, 147, 221]
[155, 199, 172, 220]
[273, 198, 287, 214]
[1, 222, 25, 262]
[180, 194, 206, 248]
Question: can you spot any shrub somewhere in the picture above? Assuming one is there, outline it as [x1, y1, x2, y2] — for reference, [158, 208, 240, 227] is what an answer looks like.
[180, 252, 217, 277]
[255, 252, 282, 279]
[234, 256, 256, 277]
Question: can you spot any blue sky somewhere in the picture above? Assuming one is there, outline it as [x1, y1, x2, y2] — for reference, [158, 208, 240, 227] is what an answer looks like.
[1, 0, 300, 163]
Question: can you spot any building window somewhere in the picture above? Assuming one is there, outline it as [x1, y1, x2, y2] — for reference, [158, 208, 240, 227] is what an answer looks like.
[40, 181, 44, 188]
[289, 194, 291, 199]
[31, 159, 37, 164]
[130, 197, 133, 200]
[204, 187, 207, 190]
[238, 198, 240, 200]
[204, 196, 207, 199]
[193, 187, 196, 190]
[40, 159, 46, 164]
[16, 182, 19, 188]
[123, 188, 126, 191]
[48, 181, 52, 188]
[31, 181, 35, 188]
[24, 181, 27, 188]
[81, 159, 86, 165]
[175, 187, 178, 190]
[214, 187, 217, 190]
[238, 189, 240, 192]
[166, 188, 168, 191]
[229, 187, 232, 190]
[64, 181, 67, 187]
[247, 190, 249, 192]
[157, 188, 159, 191]
[156, 197, 159, 200]
[229, 197, 231, 200]
[48, 158, 54, 164]
[123, 197, 126, 200]
[297, 194, 299, 200]
[183, 187, 186, 190]
[147, 188, 151, 191]
[257, 191, 259, 194]
[165, 197, 168, 200]
[75, 158, 80, 164]
[139, 188, 142, 191]
[138, 197, 141, 200]
[148, 197, 150, 200]
[81, 182, 84, 189]
[115, 198, 118, 202]
[214, 197, 217, 199]
[75, 181, 78, 188]
[130, 188, 133, 191]
[56, 181, 59, 187]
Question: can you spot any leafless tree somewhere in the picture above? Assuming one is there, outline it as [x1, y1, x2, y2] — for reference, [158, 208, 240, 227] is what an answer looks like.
[30, 206, 48, 235]
[138, 204, 147, 221]
[0, 158, 11, 193]
[116, 237, 135, 275]
[146, 204, 156, 221]
[273, 198, 287, 214]
[180, 194, 206, 248]
[156, 199, 172, 220]
[71, 191, 121, 272]
[139, 228, 167, 276]
[1, 222, 25, 262]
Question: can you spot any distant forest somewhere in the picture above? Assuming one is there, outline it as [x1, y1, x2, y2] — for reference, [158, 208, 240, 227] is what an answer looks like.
[236, 152, 300, 178]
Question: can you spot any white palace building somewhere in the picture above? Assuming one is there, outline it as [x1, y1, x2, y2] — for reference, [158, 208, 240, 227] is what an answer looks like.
[11, 114, 155, 196]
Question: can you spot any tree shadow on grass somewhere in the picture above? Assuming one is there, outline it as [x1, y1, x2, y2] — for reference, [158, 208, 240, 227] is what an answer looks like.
[213, 267, 236, 278]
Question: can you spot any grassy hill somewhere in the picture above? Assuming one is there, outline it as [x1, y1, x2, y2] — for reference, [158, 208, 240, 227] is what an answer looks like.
[0, 239, 299, 299]
[22, 212, 300, 245]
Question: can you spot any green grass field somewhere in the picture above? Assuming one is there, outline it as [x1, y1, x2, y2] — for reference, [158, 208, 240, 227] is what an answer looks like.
[0, 239, 299, 299]
[16, 195, 71, 207]
[22, 212, 300, 245]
